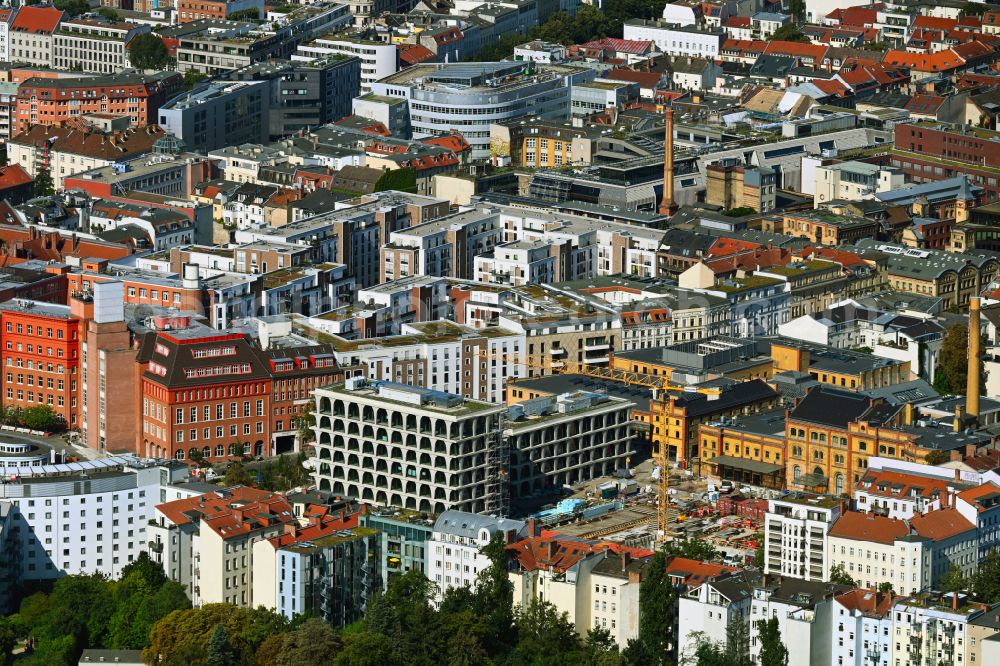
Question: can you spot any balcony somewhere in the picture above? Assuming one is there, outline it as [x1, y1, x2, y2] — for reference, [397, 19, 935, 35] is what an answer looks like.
[550, 347, 567, 356]
[148, 541, 163, 553]
[584, 340, 610, 352]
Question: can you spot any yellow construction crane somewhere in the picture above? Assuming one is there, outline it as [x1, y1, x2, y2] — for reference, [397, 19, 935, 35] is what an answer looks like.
[477, 349, 720, 541]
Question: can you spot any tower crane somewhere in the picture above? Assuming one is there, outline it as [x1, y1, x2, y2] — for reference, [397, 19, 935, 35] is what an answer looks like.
[477, 348, 720, 541]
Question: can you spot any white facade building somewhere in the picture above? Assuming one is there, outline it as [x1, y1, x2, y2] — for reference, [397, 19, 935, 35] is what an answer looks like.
[764, 495, 843, 582]
[294, 37, 399, 93]
[623, 20, 725, 59]
[427, 510, 527, 600]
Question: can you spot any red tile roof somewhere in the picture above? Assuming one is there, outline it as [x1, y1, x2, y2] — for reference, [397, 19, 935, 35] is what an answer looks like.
[909, 508, 976, 540]
[914, 16, 958, 31]
[724, 16, 751, 28]
[956, 482, 1000, 512]
[883, 49, 965, 72]
[664, 556, 736, 586]
[605, 68, 663, 89]
[398, 43, 436, 66]
[264, 508, 361, 549]
[834, 589, 896, 617]
[578, 38, 654, 55]
[0, 164, 33, 190]
[156, 486, 296, 539]
[763, 39, 828, 62]
[857, 469, 953, 501]
[830, 511, 910, 545]
[11, 6, 63, 34]
[422, 133, 471, 153]
[507, 535, 652, 572]
[826, 5, 881, 26]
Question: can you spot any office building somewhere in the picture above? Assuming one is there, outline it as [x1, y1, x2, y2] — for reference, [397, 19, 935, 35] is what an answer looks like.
[157, 81, 269, 153]
[52, 16, 149, 74]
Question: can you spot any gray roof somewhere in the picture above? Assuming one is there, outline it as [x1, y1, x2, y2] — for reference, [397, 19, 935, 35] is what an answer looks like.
[433, 510, 526, 538]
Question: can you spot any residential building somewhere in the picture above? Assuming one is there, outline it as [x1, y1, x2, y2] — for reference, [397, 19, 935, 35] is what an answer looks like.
[8, 124, 168, 189]
[705, 162, 777, 213]
[8, 6, 63, 68]
[827, 508, 978, 595]
[52, 16, 149, 74]
[176, 0, 264, 22]
[830, 589, 895, 666]
[361, 509, 434, 588]
[293, 37, 398, 93]
[149, 486, 295, 606]
[814, 161, 904, 207]
[310, 380, 508, 514]
[3, 455, 188, 581]
[14, 71, 182, 135]
[227, 55, 360, 138]
[764, 494, 844, 581]
[427, 510, 527, 600]
[623, 20, 725, 59]
[157, 81, 269, 153]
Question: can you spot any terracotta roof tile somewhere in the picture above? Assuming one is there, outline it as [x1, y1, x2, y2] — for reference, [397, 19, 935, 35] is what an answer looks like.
[909, 507, 976, 540]
[11, 6, 63, 34]
[830, 511, 909, 545]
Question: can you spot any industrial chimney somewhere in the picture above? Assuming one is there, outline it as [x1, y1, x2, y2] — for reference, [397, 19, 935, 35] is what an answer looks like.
[659, 107, 677, 216]
[966, 296, 982, 427]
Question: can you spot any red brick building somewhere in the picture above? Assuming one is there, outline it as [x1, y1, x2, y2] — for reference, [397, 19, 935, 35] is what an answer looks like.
[136, 318, 350, 462]
[891, 122, 1000, 202]
[14, 71, 182, 135]
[0, 300, 83, 428]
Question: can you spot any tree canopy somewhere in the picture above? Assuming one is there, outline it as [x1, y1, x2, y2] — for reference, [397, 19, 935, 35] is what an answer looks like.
[129, 33, 171, 70]
[934, 322, 970, 394]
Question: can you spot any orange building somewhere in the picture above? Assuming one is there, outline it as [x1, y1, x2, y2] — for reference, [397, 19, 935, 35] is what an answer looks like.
[0, 299, 83, 428]
[14, 71, 182, 135]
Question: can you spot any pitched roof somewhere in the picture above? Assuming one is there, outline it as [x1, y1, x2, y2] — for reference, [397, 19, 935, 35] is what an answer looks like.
[908, 507, 976, 540]
[789, 387, 873, 428]
[10, 125, 166, 161]
[0, 164, 33, 190]
[578, 38, 654, 55]
[829, 511, 910, 545]
[10, 6, 63, 34]
[857, 469, 955, 501]
[957, 482, 1000, 512]
[883, 49, 965, 72]
[763, 39, 828, 61]
[834, 588, 896, 617]
[398, 43, 436, 66]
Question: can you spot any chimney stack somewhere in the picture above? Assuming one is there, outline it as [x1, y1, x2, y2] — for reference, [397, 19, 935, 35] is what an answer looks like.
[659, 107, 677, 215]
[966, 296, 981, 427]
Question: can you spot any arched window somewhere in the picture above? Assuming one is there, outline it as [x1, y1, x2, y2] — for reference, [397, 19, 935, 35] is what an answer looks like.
[835, 473, 844, 495]
[793, 465, 801, 481]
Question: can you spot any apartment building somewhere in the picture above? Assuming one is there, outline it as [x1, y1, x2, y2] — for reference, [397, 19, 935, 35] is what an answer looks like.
[827, 508, 978, 595]
[177, 0, 264, 22]
[8, 124, 167, 189]
[427, 510, 527, 600]
[293, 37, 398, 93]
[8, 6, 63, 68]
[813, 161, 904, 207]
[310, 380, 507, 514]
[2, 455, 188, 581]
[679, 264, 791, 338]
[382, 207, 502, 282]
[831, 589, 895, 666]
[764, 494, 844, 582]
[149, 487, 295, 606]
[361, 509, 434, 588]
[623, 19, 725, 59]
[14, 71, 182, 135]
[52, 17, 148, 74]
[0, 299, 83, 429]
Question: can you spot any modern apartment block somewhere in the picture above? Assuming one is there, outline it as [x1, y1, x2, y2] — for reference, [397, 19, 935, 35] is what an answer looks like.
[293, 36, 399, 93]
[310, 379, 508, 514]
[2, 455, 189, 582]
[764, 494, 844, 582]
[52, 16, 149, 74]
[157, 80, 269, 153]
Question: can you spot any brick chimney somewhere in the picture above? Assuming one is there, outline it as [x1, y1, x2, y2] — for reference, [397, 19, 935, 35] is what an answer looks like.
[659, 107, 677, 215]
[966, 296, 981, 426]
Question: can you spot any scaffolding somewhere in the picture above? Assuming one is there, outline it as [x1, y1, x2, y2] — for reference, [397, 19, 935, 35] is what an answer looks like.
[483, 410, 509, 518]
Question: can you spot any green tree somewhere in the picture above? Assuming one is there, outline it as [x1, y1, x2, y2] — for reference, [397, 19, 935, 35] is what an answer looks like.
[828, 564, 857, 587]
[296, 400, 315, 444]
[877, 581, 894, 594]
[34, 168, 55, 198]
[473, 531, 514, 653]
[274, 618, 340, 666]
[630, 550, 677, 664]
[972, 548, 1000, 602]
[224, 462, 251, 486]
[207, 624, 235, 666]
[0, 617, 16, 666]
[184, 70, 209, 90]
[332, 632, 398, 666]
[770, 24, 810, 42]
[962, 2, 987, 16]
[940, 563, 968, 593]
[506, 598, 582, 663]
[97, 7, 121, 20]
[54, 0, 91, 16]
[129, 33, 171, 70]
[753, 540, 764, 569]
[925, 450, 950, 465]
[144, 604, 289, 666]
[663, 538, 721, 562]
[21, 404, 63, 431]
[757, 617, 788, 666]
[934, 323, 970, 395]
[725, 615, 751, 666]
